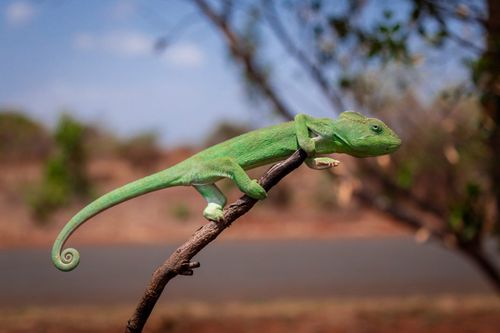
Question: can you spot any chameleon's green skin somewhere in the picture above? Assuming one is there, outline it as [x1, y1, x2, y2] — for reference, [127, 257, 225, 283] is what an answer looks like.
[52, 111, 401, 271]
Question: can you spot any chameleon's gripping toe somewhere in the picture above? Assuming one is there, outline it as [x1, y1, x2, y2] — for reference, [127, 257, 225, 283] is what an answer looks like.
[246, 180, 267, 200]
[52, 246, 80, 272]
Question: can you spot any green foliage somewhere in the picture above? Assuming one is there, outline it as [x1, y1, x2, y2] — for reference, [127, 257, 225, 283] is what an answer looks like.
[395, 161, 416, 190]
[328, 17, 348, 39]
[449, 183, 485, 243]
[54, 114, 91, 194]
[0, 110, 51, 162]
[28, 114, 92, 223]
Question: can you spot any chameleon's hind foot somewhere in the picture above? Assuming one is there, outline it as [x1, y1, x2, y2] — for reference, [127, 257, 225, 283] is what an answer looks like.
[203, 203, 225, 222]
[179, 261, 200, 276]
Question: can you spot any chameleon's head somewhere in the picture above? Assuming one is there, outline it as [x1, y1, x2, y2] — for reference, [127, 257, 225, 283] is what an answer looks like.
[333, 111, 401, 157]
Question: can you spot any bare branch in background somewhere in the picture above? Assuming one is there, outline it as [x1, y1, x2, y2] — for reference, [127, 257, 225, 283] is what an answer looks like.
[262, 0, 346, 112]
[193, 0, 295, 120]
[356, 188, 500, 293]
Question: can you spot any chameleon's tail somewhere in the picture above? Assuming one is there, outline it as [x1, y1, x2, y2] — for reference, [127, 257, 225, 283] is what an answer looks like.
[51, 166, 183, 271]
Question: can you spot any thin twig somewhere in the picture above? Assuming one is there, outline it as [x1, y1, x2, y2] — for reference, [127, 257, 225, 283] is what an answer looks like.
[125, 149, 308, 333]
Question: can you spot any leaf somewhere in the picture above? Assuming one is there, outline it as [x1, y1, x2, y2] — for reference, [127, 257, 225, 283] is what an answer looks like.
[328, 17, 348, 38]
[339, 76, 351, 89]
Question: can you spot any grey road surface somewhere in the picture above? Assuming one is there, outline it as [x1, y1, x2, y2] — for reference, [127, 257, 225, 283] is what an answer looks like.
[1, 237, 498, 306]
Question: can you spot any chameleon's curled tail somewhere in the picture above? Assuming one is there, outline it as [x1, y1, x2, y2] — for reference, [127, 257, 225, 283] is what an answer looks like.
[51, 167, 182, 271]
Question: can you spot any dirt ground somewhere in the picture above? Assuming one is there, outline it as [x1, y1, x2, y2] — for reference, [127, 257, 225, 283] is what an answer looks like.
[1, 296, 499, 333]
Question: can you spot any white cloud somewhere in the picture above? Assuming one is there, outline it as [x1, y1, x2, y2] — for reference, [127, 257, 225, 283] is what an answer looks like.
[103, 31, 151, 56]
[162, 43, 205, 68]
[73, 31, 152, 57]
[73, 31, 205, 68]
[5, 1, 35, 27]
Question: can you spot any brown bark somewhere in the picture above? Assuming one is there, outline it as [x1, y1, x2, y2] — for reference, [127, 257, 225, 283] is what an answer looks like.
[125, 149, 308, 333]
[459, 244, 500, 294]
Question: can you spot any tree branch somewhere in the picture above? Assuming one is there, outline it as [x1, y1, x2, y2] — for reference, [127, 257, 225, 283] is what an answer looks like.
[262, 0, 346, 112]
[192, 0, 295, 120]
[355, 188, 500, 294]
[125, 149, 308, 333]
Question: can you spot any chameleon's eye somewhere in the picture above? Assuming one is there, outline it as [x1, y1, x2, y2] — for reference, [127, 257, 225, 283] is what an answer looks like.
[371, 124, 382, 133]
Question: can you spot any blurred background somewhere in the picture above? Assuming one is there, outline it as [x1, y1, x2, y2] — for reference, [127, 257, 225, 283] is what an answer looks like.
[1, 0, 499, 332]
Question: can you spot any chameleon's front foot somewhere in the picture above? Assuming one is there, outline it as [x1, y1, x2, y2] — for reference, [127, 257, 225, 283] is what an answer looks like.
[245, 180, 267, 200]
[203, 203, 225, 222]
[306, 157, 340, 170]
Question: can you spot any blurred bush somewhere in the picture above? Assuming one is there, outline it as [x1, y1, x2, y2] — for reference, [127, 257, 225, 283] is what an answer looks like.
[28, 114, 92, 223]
[0, 109, 51, 162]
[83, 125, 121, 159]
[203, 122, 250, 147]
[0, 110, 165, 222]
[350, 72, 493, 245]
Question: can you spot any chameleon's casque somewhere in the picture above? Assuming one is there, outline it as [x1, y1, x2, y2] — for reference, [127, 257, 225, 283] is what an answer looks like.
[52, 112, 401, 271]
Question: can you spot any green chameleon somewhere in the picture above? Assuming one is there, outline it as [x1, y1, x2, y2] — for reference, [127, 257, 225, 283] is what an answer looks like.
[52, 111, 401, 271]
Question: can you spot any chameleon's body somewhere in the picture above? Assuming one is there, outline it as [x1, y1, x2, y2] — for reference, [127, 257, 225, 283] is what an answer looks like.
[52, 111, 401, 271]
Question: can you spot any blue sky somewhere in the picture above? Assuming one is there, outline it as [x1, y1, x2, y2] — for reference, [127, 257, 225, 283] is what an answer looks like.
[0, 0, 267, 146]
[0, 0, 476, 146]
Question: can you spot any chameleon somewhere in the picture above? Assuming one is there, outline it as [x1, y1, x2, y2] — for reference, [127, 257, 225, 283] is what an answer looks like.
[52, 111, 401, 271]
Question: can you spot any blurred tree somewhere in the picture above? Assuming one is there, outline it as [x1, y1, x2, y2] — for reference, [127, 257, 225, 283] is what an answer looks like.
[0, 110, 51, 162]
[118, 132, 162, 171]
[203, 121, 250, 147]
[178, 0, 500, 291]
[29, 114, 92, 222]
[83, 124, 121, 159]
